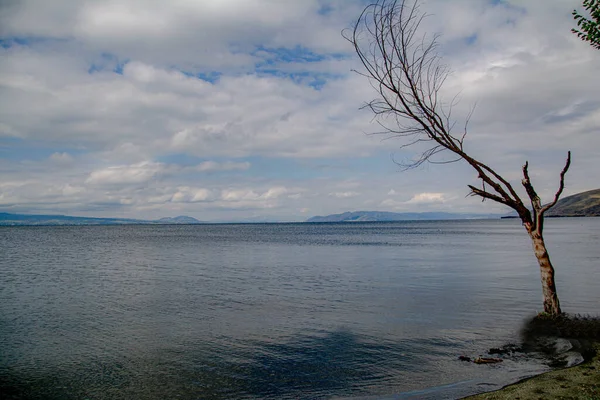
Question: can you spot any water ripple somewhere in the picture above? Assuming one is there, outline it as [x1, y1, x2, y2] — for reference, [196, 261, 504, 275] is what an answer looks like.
[1, 219, 599, 399]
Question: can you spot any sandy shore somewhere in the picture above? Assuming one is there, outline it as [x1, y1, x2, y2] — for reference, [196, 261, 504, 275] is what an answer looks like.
[464, 343, 600, 399]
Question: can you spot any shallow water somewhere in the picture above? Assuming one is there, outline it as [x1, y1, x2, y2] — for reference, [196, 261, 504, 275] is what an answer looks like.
[1, 218, 599, 399]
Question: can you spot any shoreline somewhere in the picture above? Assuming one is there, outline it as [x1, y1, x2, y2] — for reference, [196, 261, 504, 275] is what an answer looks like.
[463, 342, 599, 399]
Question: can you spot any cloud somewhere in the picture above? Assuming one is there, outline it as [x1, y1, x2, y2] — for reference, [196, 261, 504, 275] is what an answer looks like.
[0, 51, 376, 159]
[61, 184, 85, 196]
[49, 152, 74, 165]
[220, 186, 289, 202]
[0, 0, 363, 71]
[171, 187, 214, 203]
[195, 161, 251, 172]
[160, 185, 294, 209]
[262, 186, 289, 200]
[407, 192, 446, 204]
[0, 0, 598, 221]
[84, 159, 250, 188]
[329, 191, 360, 198]
[85, 162, 165, 185]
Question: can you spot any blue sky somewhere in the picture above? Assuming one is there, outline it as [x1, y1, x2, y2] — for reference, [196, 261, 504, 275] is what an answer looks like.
[0, 0, 598, 222]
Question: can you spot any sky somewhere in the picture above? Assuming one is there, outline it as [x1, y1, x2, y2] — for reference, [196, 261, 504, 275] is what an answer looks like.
[0, 0, 598, 222]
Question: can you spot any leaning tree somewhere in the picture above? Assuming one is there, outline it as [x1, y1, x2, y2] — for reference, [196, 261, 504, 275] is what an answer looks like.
[344, 0, 571, 315]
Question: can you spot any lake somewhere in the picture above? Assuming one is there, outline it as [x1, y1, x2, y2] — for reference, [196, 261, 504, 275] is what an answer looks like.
[1, 218, 599, 399]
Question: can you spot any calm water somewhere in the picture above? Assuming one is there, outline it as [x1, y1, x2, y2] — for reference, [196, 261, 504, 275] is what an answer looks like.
[1, 218, 599, 399]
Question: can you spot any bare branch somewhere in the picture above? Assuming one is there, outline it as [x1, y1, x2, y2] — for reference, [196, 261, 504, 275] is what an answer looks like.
[467, 185, 510, 206]
[540, 151, 572, 216]
[344, 0, 568, 229]
[522, 161, 542, 212]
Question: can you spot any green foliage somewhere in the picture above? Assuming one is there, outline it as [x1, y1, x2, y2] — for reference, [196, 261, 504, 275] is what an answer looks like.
[572, 0, 600, 50]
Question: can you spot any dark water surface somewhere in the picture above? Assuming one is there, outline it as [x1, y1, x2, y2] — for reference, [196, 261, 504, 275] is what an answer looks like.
[1, 218, 599, 399]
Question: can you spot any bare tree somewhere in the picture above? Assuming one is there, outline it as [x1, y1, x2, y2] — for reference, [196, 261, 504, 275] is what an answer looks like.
[344, 0, 571, 315]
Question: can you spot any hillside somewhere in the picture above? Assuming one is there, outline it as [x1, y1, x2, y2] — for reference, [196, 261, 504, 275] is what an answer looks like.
[546, 188, 600, 217]
[156, 216, 201, 224]
[0, 213, 202, 226]
[0, 213, 146, 226]
[306, 211, 500, 223]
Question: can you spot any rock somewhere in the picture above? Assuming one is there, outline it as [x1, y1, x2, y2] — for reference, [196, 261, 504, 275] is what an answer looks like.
[550, 351, 585, 368]
[488, 344, 522, 355]
[564, 351, 585, 367]
[474, 357, 503, 364]
[554, 338, 573, 354]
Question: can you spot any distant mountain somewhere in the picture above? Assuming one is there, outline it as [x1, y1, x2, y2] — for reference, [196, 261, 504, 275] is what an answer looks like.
[0, 212, 203, 226]
[546, 188, 600, 217]
[0, 212, 147, 226]
[156, 216, 201, 224]
[306, 211, 501, 223]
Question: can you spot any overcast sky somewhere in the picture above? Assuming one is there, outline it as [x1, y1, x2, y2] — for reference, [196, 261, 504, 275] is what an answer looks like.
[0, 0, 598, 222]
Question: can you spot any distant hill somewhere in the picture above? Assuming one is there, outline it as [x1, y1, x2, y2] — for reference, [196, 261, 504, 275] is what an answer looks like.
[306, 211, 500, 223]
[0, 213, 202, 226]
[0, 212, 147, 226]
[546, 188, 600, 217]
[156, 216, 201, 224]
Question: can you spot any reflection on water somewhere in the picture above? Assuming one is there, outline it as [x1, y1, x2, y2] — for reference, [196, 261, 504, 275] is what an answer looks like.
[0, 329, 530, 400]
[1, 219, 599, 399]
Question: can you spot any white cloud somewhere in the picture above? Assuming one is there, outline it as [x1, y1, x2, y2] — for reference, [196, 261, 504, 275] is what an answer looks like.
[85, 162, 165, 185]
[407, 192, 446, 204]
[49, 152, 74, 164]
[329, 191, 360, 198]
[262, 186, 288, 200]
[195, 161, 251, 172]
[61, 184, 84, 196]
[220, 189, 260, 202]
[170, 187, 214, 203]
[0, 0, 362, 71]
[219, 186, 289, 202]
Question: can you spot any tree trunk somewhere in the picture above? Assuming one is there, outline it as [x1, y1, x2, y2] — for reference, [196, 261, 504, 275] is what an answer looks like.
[528, 229, 562, 315]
